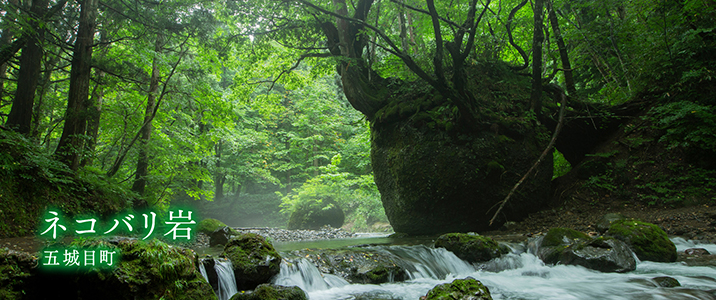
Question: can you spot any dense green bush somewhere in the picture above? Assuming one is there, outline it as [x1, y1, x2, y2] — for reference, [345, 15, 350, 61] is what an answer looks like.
[279, 154, 387, 232]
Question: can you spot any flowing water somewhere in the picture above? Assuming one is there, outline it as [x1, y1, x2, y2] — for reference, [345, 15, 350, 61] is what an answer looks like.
[199, 257, 238, 300]
[266, 237, 716, 300]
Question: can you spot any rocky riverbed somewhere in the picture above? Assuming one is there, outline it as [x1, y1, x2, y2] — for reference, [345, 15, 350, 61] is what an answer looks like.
[194, 225, 357, 248]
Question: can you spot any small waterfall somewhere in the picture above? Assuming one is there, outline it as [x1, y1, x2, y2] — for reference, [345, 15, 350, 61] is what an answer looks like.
[379, 245, 475, 280]
[272, 258, 349, 292]
[199, 258, 238, 300]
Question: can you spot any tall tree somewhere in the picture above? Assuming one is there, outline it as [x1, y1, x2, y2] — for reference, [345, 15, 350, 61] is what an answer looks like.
[55, 0, 99, 170]
[5, 0, 50, 134]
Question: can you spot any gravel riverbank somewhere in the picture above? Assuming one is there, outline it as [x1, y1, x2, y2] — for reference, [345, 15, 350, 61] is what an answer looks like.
[194, 225, 358, 248]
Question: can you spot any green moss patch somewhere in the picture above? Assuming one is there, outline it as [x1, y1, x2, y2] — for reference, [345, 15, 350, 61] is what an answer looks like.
[434, 233, 508, 263]
[221, 233, 281, 290]
[542, 228, 591, 247]
[606, 220, 677, 262]
[198, 218, 233, 235]
[424, 277, 493, 300]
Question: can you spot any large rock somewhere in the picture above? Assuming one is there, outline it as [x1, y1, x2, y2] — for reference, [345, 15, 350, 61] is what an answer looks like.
[294, 248, 408, 284]
[287, 197, 345, 230]
[0, 248, 34, 300]
[210, 226, 233, 247]
[535, 228, 636, 273]
[198, 218, 230, 235]
[422, 277, 493, 300]
[434, 233, 508, 263]
[230, 284, 307, 300]
[371, 100, 551, 235]
[221, 233, 282, 290]
[606, 219, 677, 262]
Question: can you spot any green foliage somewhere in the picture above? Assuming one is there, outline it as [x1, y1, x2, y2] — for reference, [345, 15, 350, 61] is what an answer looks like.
[552, 150, 571, 179]
[651, 101, 716, 151]
[279, 154, 387, 232]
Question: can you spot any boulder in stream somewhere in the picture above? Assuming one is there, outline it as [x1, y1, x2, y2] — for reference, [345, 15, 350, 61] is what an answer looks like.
[230, 284, 307, 300]
[434, 233, 508, 263]
[536, 228, 636, 273]
[606, 219, 677, 262]
[221, 233, 282, 290]
[211, 226, 233, 247]
[422, 277, 493, 300]
[293, 248, 408, 284]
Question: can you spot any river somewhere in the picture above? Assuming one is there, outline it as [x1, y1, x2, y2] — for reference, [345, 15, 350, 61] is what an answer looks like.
[208, 235, 716, 299]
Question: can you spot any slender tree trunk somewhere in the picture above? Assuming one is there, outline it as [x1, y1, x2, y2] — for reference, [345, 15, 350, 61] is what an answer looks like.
[531, 0, 545, 116]
[214, 140, 225, 202]
[0, 0, 19, 103]
[546, 0, 576, 97]
[5, 0, 49, 134]
[55, 0, 98, 170]
[81, 70, 105, 167]
[31, 47, 63, 139]
[131, 36, 162, 197]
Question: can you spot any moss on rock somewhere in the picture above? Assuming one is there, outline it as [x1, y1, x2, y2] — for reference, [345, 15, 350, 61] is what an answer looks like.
[221, 233, 282, 290]
[230, 284, 307, 300]
[434, 233, 508, 263]
[606, 219, 677, 262]
[423, 277, 493, 300]
[0, 248, 35, 300]
[542, 228, 591, 247]
[198, 218, 231, 235]
[294, 248, 408, 284]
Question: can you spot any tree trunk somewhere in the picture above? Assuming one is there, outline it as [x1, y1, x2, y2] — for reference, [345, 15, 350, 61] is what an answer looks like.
[530, 0, 545, 116]
[81, 70, 105, 167]
[5, 0, 49, 135]
[131, 36, 162, 197]
[214, 140, 225, 202]
[55, 0, 98, 170]
[546, 0, 576, 97]
[0, 0, 19, 102]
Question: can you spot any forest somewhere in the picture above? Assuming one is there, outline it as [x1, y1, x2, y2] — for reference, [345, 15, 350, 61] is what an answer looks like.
[0, 0, 714, 237]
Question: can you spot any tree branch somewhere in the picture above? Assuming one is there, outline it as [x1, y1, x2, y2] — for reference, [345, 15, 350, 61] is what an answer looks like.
[507, 0, 529, 71]
[489, 84, 567, 226]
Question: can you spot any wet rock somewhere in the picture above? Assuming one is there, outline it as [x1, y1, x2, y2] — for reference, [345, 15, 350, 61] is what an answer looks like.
[210, 226, 233, 247]
[200, 256, 219, 292]
[685, 248, 711, 256]
[222, 233, 282, 290]
[287, 197, 345, 230]
[606, 219, 677, 262]
[230, 284, 307, 300]
[653, 276, 681, 288]
[434, 233, 508, 263]
[534, 228, 636, 272]
[422, 277, 493, 300]
[293, 248, 408, 284]
[557, 238, 636, 273]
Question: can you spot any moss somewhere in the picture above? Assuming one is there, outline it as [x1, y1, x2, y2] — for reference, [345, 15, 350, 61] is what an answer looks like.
[221, 233, 282, 290]
[542, 228, 591, 247]
[230, 284, 307, 300]
[197, 218, 234, 235]
[435, 233, 508, 263]
[606, 219, 677, 262]
[0, 248, 34, 300]
[424, 277, 493, 300]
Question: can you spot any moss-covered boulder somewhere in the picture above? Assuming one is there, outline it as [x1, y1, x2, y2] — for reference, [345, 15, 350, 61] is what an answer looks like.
[287, 197, 345, 230]
[30, 238, 216, 300]
[198, 218, 230, 235]
[434, 233, 508, 263]
[230, 284, 307, 300]
[423, 277, 492, 300]
[0, 249, 35, 300]
[221, 233, 282, 290]
[294, 248, 408, 284]
[371, 69, 552, 235]
[606, 220, 677, 262]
